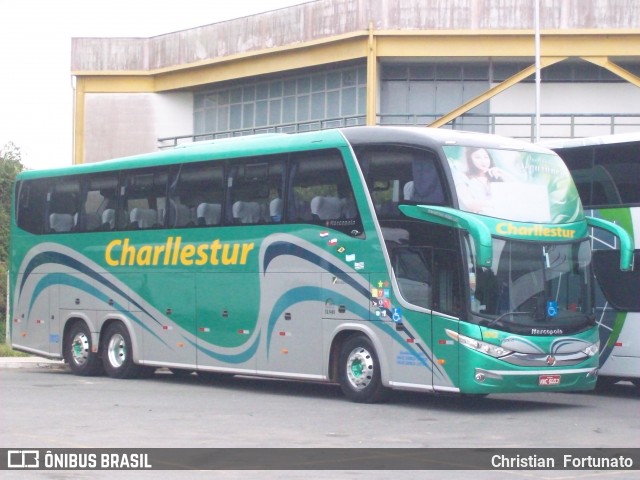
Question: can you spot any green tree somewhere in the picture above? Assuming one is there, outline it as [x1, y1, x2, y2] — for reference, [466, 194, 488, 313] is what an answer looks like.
[1, 142, 25, 338]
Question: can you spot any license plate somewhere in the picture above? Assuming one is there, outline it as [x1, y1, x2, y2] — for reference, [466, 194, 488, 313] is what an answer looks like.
[539, 374, 561, 386]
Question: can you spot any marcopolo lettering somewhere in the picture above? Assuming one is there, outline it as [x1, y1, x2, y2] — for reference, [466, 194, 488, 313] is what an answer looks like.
[105, 236, 254, 267]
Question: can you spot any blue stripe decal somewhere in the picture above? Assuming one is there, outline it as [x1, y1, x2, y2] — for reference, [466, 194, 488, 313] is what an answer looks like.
[263, 241, 370, 298]
[27, 272, 168, 347]
[19, 250, 158, 325]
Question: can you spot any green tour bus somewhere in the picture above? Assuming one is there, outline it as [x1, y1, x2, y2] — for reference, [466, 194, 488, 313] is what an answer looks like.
[9, 127, 633, 402]
[550, 133, 640, 390]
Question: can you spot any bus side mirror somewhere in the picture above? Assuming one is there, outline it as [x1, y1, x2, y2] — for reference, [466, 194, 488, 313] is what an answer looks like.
[398, 205, 493, 268]
[586, 216, 634, 271]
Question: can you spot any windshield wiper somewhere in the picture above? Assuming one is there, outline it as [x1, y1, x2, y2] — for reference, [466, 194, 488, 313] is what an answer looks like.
[484, 311, 531, 327]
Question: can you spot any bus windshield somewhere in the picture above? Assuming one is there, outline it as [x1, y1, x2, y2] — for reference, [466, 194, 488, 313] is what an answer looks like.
[443, 146, 582, 224]
[467, 237, 594, 335]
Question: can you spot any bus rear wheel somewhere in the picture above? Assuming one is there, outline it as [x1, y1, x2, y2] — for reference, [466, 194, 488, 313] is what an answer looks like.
[101, 322, 148, 379]
[64, 322, 103, 376]
[338, 334, 389, 403]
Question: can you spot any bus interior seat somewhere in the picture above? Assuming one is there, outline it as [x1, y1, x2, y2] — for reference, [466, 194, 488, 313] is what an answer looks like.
[269, 198, 283, 222]
[83, 212, 101, 231]
[403, 181, 414, 201]
[232, 201, 261, 224]
[129, 207, 158, 229]
[310, 196, 342, 220]
[171, 201, 193, 227]
[101, 209, 115, 230]
[196, 202, 222, 226]
[49, 213, 74, 232]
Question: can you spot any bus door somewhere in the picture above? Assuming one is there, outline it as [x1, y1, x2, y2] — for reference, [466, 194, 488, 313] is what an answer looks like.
[384, 242, 436, 389]
[385, 238, 462, 391]
[125, 272, 197, 368]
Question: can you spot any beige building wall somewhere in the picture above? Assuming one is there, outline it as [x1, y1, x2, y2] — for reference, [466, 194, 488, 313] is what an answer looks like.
[71, 0, 640, 164]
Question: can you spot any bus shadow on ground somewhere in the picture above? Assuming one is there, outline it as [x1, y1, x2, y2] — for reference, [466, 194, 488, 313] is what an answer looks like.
[151, 368, 587, 412]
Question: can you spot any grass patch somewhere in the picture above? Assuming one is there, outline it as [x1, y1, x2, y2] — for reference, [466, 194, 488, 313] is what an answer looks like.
[0, 342, 30, 357]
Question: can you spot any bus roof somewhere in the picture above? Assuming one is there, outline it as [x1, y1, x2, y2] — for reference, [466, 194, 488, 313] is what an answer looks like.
[341, 126, 553, 153]
[16, 126, 554, 180]
[542, 132, 640, 150]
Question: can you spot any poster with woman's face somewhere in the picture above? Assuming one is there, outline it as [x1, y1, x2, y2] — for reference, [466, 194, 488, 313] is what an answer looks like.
[443, 146, 583, 224]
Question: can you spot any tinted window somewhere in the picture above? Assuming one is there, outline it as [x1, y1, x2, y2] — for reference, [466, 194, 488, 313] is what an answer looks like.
[592, 250, 640, 311]
[354, 145, 446, 219]
[559, 142, 640, 208]
[287, 150, 362, 235]
[226, 156, 285, 225]
[16, 179, 48, 234]
[120, 169, 168, 230]
[80, 173, 118, 232]
[170, 162, 224, 228]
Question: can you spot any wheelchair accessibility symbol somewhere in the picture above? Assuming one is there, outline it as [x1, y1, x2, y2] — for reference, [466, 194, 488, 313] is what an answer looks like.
[392, 307, 403, 324]
[547, 301, 558, 318]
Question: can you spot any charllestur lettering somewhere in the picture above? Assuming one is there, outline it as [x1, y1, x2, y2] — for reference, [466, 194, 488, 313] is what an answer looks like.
[496, 222, 576, 239]
[105, 237, 254, 267]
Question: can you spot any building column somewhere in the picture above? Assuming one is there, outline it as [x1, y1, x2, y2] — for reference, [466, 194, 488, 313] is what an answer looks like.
[366, 23, 378, 126]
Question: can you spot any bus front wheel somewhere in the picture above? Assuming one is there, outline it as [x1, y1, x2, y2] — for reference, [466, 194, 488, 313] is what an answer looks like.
[101, 322, 147, 379]
[64, 322, 104, 376]
[338, 334, 389, 403]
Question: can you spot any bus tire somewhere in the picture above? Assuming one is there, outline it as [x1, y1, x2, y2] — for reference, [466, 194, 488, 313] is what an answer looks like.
[64, 321, 104, 376]
[338, 334, 389, 403]
[101, 322, 145, 379]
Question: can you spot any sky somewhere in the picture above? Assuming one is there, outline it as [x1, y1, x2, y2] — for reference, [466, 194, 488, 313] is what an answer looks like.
[0, 0, 308, 170]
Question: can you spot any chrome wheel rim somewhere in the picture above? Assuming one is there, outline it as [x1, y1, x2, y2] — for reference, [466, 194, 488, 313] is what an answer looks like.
[70, 332, 90, 366]
[107, 333, 127, 368]
[345, 346, 374, 390]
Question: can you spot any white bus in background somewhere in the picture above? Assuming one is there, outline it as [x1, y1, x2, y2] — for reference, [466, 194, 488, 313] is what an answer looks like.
[550, 134, 640, 390]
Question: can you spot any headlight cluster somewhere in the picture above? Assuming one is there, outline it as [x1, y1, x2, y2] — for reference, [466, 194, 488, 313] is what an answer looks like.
[581, 341, 600, 357]
[446, 329, 513, 358]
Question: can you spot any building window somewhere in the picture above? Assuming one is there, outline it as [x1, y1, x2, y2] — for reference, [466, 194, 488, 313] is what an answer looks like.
[194, 64, 367, 136]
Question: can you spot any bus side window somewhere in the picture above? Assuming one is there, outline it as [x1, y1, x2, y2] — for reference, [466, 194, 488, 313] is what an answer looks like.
[354, 145, 447, 220]
[81, 173, 118, 232]
[16, 179, 48, 235]
[288, 150, 362, 234]
[47, 178, 81, 233]
[171, 162, 224, 228]
[226, 156, 285, 225]
[119, 168, 168, 230]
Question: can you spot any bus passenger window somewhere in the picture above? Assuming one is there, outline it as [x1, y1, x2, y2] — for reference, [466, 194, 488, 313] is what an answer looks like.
[16, 179, 47, 234]
[171, 162, 224, 228]
[81, 173, 118, 232]
[353, 145, 447, 220]
[288, 150, 362, 235]
[227, 156, 285, 225]
[120, 169, 168, 230]
[47, 178, 81, 233]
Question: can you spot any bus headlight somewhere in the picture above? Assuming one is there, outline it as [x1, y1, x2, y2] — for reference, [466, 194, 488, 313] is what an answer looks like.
[581, 341, 599, 357]
[446, 329, 513, 358]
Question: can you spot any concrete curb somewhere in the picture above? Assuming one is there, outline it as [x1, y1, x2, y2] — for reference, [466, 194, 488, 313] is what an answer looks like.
[0, 356, 68, 369]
